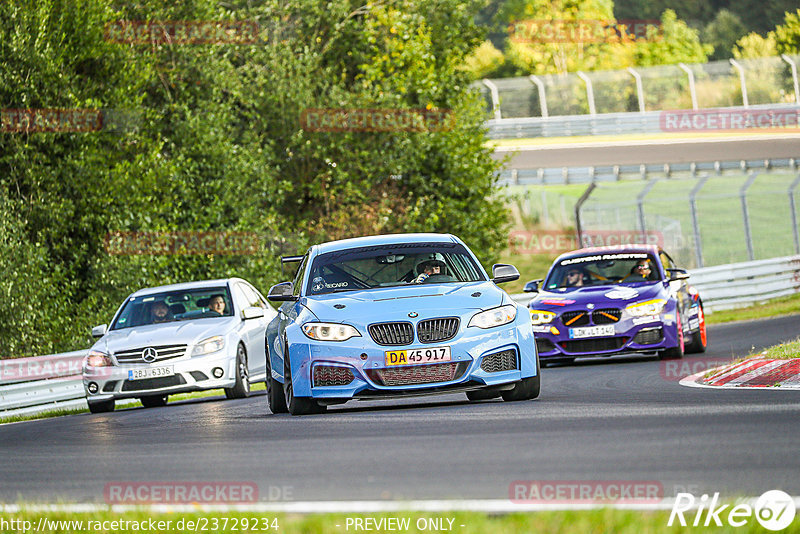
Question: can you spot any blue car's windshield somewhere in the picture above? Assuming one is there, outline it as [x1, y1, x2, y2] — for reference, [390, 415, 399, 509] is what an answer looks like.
[306, 243, 485, 295]
[111, 286, 234, 330]
[544, 253, 660, 290]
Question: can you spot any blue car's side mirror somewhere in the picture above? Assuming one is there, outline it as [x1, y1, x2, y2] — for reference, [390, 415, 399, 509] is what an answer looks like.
[523, 279, 542, 293]
[267, 281, 297, 302]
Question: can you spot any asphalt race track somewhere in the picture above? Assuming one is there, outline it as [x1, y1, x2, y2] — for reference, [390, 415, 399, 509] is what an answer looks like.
[492, 135, 800, 169]
[2, 315, 799, 504]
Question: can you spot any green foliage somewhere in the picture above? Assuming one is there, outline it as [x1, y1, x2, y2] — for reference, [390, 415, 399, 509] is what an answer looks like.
[774, 9, 800, 54]
[633, 10, 712, 67]
[733, 32, 778, 58]
[703, 9, 748, 60]
[0, 0, 506, 357]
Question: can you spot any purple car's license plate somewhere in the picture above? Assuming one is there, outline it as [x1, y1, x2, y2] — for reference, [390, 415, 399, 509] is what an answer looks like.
[569, 325, 615, 339]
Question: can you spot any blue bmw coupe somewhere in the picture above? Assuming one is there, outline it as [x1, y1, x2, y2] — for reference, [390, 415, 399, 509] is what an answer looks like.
[265, 233, 540, 415]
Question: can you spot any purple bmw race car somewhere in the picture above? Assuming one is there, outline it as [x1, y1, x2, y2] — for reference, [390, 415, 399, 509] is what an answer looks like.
[524, 245, 707, 365]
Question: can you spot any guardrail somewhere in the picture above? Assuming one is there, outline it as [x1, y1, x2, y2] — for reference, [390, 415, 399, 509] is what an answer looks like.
[497, 157, 799, 186]
[486, 103, 800, 139]
[511, 255, 800, 313]
[4, 256, 800, 418]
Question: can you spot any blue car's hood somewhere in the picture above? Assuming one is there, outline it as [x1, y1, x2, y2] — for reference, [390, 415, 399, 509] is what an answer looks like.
[96, 317, 238, 354]
[530, 282, 665, 309]
[304, 282, 506, 322]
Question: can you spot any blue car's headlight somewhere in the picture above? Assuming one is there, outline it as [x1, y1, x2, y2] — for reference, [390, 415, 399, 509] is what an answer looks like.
[193, 335, 225, 356]
[468, 305, 517, 329]
[302, 323, 361, 342]
[626, 299, 667, 317]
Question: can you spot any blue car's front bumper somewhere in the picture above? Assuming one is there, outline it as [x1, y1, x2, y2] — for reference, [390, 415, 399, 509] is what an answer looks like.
[283, 316, 538, 401]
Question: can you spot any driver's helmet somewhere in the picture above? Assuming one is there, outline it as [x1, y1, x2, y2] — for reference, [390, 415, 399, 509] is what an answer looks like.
[415, 253, 447, 275]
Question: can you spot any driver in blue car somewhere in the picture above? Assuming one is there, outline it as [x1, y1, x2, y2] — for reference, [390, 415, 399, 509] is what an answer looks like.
[414, 258, 446, 283]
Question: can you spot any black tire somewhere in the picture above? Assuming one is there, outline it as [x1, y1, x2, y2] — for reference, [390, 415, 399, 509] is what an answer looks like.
[225, 343, 251, 399]
[139, 395, 168, 408]
[502, 374, 541, 401]
[266, 345, 288, 414]
[87, 398, 115, 413]
[284, 348, 325, 416]
[466, 389, 502, 401]
[660, 316, 685, 360]
[685, 305, 708, 354]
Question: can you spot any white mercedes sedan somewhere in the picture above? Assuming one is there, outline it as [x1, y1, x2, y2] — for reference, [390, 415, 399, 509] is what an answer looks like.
[83, 278, 276, 413]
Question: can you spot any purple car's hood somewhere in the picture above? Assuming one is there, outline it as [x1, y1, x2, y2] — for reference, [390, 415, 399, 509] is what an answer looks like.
[530, 282, 666, 310]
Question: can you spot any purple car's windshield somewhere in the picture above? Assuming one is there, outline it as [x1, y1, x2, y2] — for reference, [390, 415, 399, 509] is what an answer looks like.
[544, 253, 660, 290]
[111, 287, 234, 330]
[306, 243, 485, 295]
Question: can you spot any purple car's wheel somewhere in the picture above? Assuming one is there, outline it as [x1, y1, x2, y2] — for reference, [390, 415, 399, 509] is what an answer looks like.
[685, 305, 708, 354]
[660, 314, 684, 360]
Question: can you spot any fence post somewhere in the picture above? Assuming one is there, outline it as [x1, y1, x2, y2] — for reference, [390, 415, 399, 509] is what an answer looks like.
[729, 59, 749, 108]
[782, 54, 800, 104]
[740, 173, 758, 260]
[690, 175, 710, 268]
[577, 71, 596, 115]
[627, 67, 645, 113]
[482, 79, 502, 120]
[678, 63, 698, 110]
[789, 174, 800, 254]
[529, 75, 548, 118]
[575, 183, 597, 245]
[636, 180, 659, 234]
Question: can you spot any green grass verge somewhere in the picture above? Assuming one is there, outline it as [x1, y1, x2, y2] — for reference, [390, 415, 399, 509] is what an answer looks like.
[705, 293, 800, 325]
[749, 337, 800, 360]
[0, 509, 784, 533]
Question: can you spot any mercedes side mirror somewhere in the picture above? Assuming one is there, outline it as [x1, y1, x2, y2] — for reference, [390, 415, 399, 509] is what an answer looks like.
[91, 324, 107, 338]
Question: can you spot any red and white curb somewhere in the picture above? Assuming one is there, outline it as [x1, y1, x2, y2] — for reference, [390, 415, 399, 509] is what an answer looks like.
[680, 357, 800, 389]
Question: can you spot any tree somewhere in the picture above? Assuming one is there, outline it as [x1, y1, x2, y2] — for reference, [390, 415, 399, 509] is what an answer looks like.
[634, 10, 712, 67]
[703, 9, 748, 60]
[775, 9, 800, 53]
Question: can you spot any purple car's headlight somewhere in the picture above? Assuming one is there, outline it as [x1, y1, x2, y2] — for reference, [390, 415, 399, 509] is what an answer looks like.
[529, 309, 556, 325]
[626, 299, 667, 317]
[302, 323, 361, 342]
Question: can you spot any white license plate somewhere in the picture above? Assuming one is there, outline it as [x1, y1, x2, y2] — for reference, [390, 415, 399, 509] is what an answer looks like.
[569, 325, 615, 339]
[128, 366, 174, 380]
[385, 346, 451, 366]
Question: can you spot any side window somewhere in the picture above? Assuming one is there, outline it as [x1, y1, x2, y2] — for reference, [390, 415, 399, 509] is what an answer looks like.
[239, 283, 265, 309]
[292, 255, 309, 297]
[659, 251, 673, 272]
[232, 284, 249, 312]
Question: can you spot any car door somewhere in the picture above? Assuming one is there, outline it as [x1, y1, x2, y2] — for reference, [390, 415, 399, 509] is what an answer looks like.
[236, 282, 269, 379]
[660, 250, 691, 333]
[277, 254, 309, 373]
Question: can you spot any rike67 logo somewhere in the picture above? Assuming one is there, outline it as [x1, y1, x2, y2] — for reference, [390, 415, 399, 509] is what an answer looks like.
[669, 490, 796, 530]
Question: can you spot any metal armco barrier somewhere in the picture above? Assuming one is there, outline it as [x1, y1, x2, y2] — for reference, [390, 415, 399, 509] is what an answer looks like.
[511, 255, 800, 313]
[0, 350, 87, 418]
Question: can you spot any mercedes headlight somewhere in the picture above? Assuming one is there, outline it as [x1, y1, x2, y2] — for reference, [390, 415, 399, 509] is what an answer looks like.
[529, 310, 556, 325]
[86, 350, 112, 367]
[192, 335, 225, 356]
[302, 323, 361, 342]
[468, 305, 517, 329]
[626, 299, 667, 317]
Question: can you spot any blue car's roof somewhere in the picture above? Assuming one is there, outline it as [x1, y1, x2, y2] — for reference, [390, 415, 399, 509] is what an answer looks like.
[314, 233, 460, 255]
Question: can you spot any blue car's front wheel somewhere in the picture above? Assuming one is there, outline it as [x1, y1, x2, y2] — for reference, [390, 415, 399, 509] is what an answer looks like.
[266, 345, 288, 414]
[284, 347, 326, 416]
